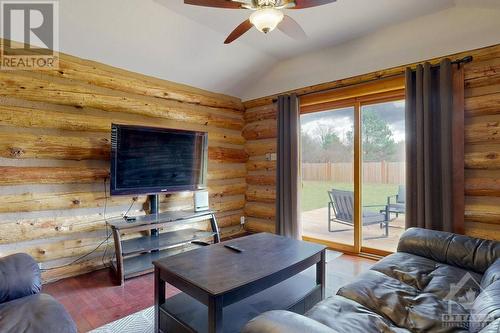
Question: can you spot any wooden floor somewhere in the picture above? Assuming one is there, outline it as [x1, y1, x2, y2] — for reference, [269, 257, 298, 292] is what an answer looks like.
[44, 252, 375, 332]
[42, 268, 177, 332]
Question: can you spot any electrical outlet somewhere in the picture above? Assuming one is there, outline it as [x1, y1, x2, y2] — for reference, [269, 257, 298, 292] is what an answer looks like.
[265, 153, 277, 161]
[240, 216, 246, 225]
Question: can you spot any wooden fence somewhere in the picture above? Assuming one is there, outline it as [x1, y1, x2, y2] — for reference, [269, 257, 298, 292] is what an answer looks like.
[302, 162, 405, 184]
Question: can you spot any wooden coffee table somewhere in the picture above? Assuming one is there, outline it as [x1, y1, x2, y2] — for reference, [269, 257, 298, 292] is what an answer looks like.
[153, 232, 326, 333]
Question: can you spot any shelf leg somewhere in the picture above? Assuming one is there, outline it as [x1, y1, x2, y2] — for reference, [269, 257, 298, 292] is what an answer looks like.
[149, 194, 160, 239]
[111, 227, 124, 285]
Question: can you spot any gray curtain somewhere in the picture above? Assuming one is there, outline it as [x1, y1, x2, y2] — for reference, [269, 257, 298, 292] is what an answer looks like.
[276, 94, 302, 239]
[405, 59, 463, 232]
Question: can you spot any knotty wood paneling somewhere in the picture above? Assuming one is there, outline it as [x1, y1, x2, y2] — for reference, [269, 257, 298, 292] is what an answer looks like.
[0, 40, 246, 282]
[242, 102, 278, 233]
[0, 72, 244, 130]
[0, 104, 245, 145]
[242, 43, 500, 241]
[463, 46, 500, 238]
[242, 99, 278, 239]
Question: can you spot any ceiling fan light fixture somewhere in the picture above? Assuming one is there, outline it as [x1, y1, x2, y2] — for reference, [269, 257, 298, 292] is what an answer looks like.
[249, 8, 284, 33]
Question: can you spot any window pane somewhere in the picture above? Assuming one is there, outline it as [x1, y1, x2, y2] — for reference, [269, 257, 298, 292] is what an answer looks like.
[300, 107, 355, 247]
[360, 100, 406, 252]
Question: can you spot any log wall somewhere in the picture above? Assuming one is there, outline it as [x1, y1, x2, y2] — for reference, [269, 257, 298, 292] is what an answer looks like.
[0, 44, 246, 282]
[242, 43, 500, 241]
[243, 105, 278, 234]
[2, 41, 499, 282]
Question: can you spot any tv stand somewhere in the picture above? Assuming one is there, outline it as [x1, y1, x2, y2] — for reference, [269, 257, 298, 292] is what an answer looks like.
[109, 209, 220, 285]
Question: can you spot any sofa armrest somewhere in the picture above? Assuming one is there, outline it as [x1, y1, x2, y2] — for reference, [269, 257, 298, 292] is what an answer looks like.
[397, 228, 500, 274]
[0, 253, 41, 304]
[242, 310, 336, 333]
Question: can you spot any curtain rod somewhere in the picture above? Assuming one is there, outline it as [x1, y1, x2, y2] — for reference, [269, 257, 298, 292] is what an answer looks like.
[452, 55, 473, 66]
[272, 55, 473, 101]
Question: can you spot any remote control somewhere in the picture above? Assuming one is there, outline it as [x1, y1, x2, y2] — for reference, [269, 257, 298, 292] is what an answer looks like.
[191, 241, 210, 246]
[224, 244, 243, 253]
[124, 216, 136, 222]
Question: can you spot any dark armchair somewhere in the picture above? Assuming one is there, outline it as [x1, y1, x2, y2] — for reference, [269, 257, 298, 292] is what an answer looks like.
[383, 185, 406, 218]
[328, 189, 391, 238]
[0, 253, 77, 333]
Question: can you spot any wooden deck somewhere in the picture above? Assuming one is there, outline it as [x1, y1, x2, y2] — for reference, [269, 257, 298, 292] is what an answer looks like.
[302, 207, 405, 252]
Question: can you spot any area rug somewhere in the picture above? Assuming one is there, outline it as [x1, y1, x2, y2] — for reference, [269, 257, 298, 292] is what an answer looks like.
[89, 307, 154, 333]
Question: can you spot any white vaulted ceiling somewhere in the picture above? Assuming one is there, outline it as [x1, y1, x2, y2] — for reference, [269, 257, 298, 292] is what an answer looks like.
[48, 0, 500, 99]
[156, 0, 455, 59]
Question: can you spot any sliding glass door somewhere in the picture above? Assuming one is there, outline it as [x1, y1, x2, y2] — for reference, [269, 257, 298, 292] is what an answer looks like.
[299, 83, 406, 256]
[360, 100, 406, 253]
[300, 107, 355, 250]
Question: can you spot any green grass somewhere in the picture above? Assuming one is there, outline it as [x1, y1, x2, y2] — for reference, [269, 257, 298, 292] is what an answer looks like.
[301, 181, 399, 212]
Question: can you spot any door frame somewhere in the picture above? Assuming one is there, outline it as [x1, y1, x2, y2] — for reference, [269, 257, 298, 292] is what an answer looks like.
[299, 77, 405, 258]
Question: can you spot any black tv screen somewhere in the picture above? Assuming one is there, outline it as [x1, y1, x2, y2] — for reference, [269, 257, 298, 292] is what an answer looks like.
[110, 124, 208, 195]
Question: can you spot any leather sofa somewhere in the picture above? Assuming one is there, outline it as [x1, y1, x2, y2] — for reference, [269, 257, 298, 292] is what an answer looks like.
[243, 228, 500, 333]
[0, 253, 77, 333]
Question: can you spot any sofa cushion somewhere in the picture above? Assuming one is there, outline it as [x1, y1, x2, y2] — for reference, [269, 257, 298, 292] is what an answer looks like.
[306, 295, 411, 333]
[370, 252, 440, 290]
[481, 259, 500, 289]
[370, 253, 482, 306]
[478, 318, 500, 333]
[422, 264, 482, 304]
[0, 253, 41, 304]
[0, 293, 77, 333]
[337, 269, 469, 332]
[398, 228, 500, 274]
[397, 228, 453, 264]
[242, 310, 337, 333]
[469, 280, 500, 333]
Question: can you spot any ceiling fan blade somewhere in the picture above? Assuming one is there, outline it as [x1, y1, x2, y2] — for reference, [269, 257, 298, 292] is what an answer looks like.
[184, 0, 243, 9]
[278, 15, 306, 40]
[291, 0, 336, 9]
[224, 19, 253, 44]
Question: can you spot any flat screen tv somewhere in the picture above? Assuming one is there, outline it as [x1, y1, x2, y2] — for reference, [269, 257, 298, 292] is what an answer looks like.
[110, 124, 208, 195]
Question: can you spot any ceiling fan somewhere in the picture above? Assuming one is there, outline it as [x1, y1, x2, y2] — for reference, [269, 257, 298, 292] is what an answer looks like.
[184, 0, 337, 44]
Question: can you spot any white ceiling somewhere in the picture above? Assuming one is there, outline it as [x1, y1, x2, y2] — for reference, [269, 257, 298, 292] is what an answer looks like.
[157, 0, 455, 59]
[242, 3, 500, 100]
[28, 1, 500, 99]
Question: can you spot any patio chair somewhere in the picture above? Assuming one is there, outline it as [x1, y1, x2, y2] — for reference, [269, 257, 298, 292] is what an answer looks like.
[327, 189, 391, 239]
[383, 185, 406, 218]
